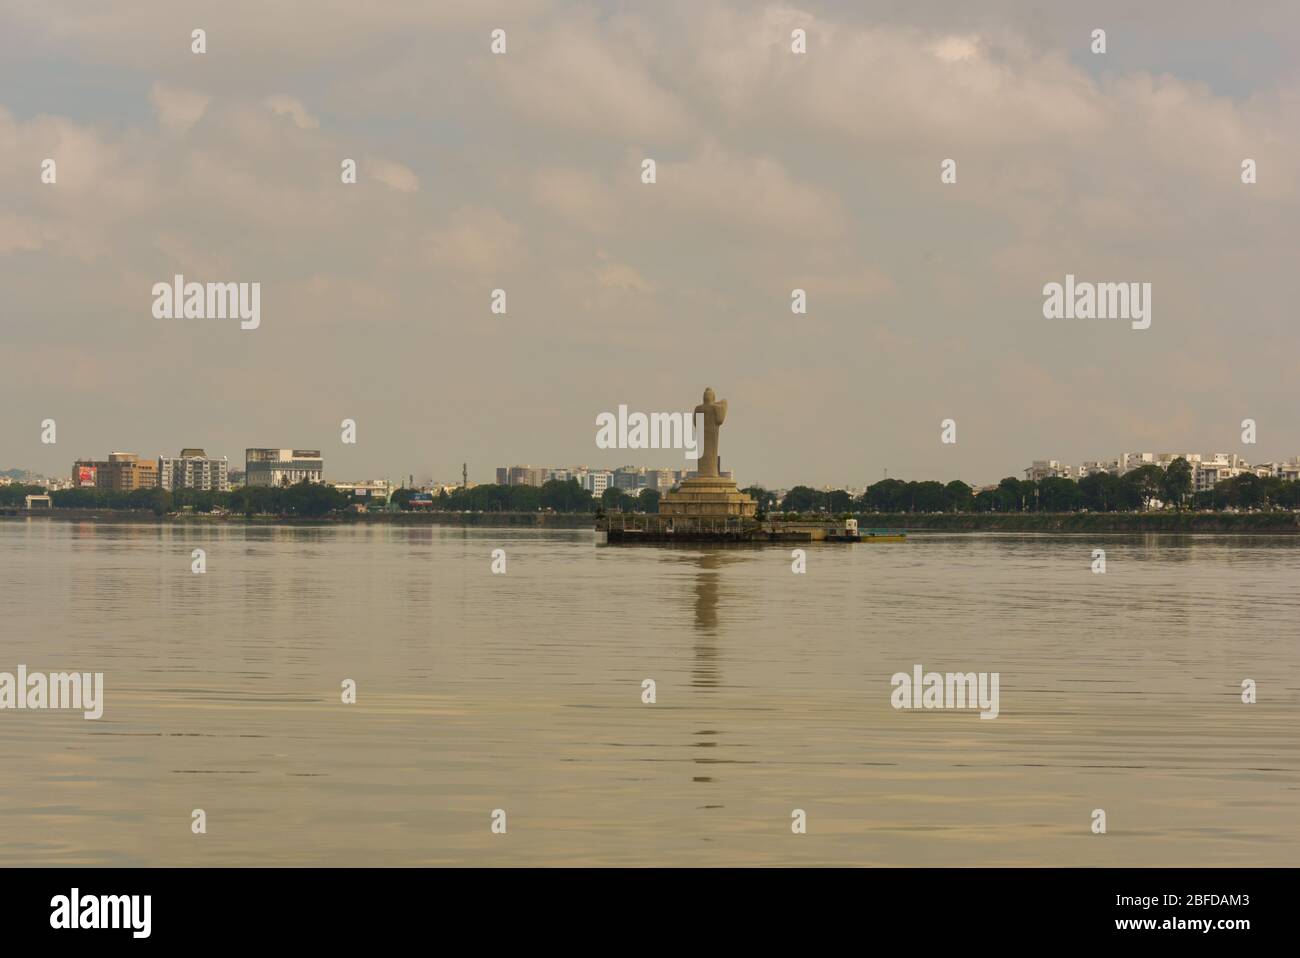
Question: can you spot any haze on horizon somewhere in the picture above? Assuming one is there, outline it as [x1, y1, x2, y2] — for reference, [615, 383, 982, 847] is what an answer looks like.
[2, 0, 1298, 489]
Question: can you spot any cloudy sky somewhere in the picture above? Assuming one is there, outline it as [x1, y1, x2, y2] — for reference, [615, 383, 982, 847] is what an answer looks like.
[2, 0, 1298, 488]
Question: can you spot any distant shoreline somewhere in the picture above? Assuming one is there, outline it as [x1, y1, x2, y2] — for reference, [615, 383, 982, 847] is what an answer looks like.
[4, 509, 1300, 533]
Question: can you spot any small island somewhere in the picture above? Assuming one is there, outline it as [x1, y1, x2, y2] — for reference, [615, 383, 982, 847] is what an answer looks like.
[597, 388, 900, 543]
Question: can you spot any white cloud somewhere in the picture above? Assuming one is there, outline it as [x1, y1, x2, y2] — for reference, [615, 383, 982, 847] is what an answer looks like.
[263, 94, 319, 129]
[423, 206, 524, 276]
[150, 83, 210, 132]
[593, 257, 653, 293]
[931, 35, 981, 62]
[370, 158, 420, 193]
[492, 17, 692, 141]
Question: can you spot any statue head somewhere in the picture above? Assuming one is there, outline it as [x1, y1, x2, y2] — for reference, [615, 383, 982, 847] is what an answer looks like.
[702, 387, 715, 403]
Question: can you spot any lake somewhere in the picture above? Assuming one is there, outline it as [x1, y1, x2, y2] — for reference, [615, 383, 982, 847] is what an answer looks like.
[1, 519, 1296, 865]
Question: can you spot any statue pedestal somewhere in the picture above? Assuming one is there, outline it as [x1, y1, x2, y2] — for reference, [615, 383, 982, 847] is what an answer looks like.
[658, 476, 757, 518]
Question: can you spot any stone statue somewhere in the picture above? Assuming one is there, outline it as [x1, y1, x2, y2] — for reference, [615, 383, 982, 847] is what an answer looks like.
[693, 387, 728, 478]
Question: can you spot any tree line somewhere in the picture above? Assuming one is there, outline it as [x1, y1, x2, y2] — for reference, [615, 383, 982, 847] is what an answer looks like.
[760, 460, 1300, 514]
[7, 481, 351, 516]
[394, 479, 655, 514]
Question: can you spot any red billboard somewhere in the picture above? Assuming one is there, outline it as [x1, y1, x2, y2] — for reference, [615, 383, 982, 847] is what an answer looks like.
[78, 466, 97, 487]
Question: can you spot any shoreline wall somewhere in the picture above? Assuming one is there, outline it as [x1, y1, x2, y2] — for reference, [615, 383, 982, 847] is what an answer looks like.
[4, 509, 1300, 532]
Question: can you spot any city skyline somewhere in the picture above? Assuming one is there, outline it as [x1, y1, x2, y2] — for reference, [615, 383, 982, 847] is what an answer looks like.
[6, 438, 1299, 496]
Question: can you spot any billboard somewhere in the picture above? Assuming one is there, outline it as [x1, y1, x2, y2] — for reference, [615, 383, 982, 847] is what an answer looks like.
[78, 466, 97, 487]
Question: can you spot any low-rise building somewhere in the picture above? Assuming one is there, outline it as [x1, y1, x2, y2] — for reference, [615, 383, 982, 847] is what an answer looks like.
[1024, 460, 1074, 481]
[72, 453, 158, 492]
[1195, 453, 1249, 493]
[1255, 458, 1300, 482]
[327, 479, 393, 501]
[245, 449, 323, 487]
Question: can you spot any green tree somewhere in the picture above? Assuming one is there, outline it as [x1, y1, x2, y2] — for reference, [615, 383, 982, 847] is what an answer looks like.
[1121, 465, 1165, 511]
[1162, 457, 1193, 510]
[1230, 472, 1264, 510]
[861, 478, 909, 512]
[1276, 479, 1300, 509]
[539, 478, 594, 513]
[601, 487, 636, 512]
[826, 489, 853, 513]
[911, 481, 945, 512]
[780, 485, 820, 512]
[0, 483, 49, 507]
[1037, 476, 1080, 512]
[282, 479, 347, 516]
[742, 486, 778, 513]
[997, 477, 1030, 512]
[943, 480, 973, 512]
[1078, 471, 1119, 511]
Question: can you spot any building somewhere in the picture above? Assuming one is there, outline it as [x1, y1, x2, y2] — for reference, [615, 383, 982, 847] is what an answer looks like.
[1194, 453, 1249, 493]
[1027, 452, 1256, 494]
[1076, 460, 1119, 478]
[643, 469, 676, 492]
[327, 479, 393, 502]
[612, 466, 646, 491]
[158, 449, 230, 492]
[1255, 457, 1300, 482]
[245, 449, 324, 487]
[1024, 460, 1074, 481]
[496, 465, 549, 487]
[1119, 452, 1157, 474]
[25, 494, 52, 510]
[72, 461, 104, 488]
[428, 481, 472, 495]
[72, 453, 158, 492]
[583, 470, 614, 496]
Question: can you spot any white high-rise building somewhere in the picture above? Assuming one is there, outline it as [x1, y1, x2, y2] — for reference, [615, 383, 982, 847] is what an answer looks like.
[159, 449, 230, 492]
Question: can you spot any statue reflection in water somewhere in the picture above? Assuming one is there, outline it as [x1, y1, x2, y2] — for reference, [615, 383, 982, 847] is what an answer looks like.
[683, 548, 746, 786]
[692, 551, 723, 688]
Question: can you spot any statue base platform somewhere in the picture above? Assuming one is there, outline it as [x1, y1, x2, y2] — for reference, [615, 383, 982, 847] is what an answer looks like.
[657, 476, 757, 519]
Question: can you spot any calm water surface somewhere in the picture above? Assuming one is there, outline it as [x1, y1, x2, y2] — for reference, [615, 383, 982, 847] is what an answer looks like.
[1, 519, 1297, 866]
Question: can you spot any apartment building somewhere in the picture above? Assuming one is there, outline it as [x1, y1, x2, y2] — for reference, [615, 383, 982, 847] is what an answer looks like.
[158, 449, 230, 492]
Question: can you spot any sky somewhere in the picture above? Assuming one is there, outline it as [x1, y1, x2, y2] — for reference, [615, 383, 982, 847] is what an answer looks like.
[1, 0, 1298, 489]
